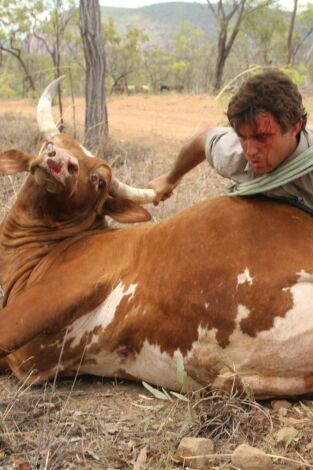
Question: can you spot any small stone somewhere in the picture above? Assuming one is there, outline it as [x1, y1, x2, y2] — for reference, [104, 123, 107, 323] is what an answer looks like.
[231, 443, 273, 470]
[175, 437, 214, 469]
[271, 400, 292, 412]
[275, 426, 298, 445]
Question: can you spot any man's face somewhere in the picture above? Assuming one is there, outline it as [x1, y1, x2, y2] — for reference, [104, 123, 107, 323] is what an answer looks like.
[237, 112, 302, 175]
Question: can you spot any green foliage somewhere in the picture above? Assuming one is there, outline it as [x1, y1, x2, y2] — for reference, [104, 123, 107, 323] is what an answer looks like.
[1, 1, 313, 98]
[142, 47, 173, 91]
[0, 70, 21, 97]
[241, 5, 287, 65]
[102, 17, 149, 90]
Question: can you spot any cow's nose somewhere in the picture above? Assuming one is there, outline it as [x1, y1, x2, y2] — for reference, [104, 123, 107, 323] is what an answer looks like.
[46, 143, 55, 155]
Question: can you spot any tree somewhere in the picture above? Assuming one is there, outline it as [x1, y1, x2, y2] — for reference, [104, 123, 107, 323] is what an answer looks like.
[172, 21, 210, 92]
[0, 0, 44, 94]
[206, 0, 273, 91]
[241, 5, 287, 66]
[143, 47, 173, 92]
[80, 0, 108, 153]
[102, 18, 148, 92]
[33, 0, 78, 127]
[290, 3, 313, 64]
[287, 0, 298, 64]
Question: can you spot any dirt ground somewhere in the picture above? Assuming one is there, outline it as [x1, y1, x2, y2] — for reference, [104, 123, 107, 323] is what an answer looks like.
[1, 94, 313, 469]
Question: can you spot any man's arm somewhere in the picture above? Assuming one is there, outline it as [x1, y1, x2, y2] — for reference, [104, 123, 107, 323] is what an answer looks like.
[146, 126, 212, 205]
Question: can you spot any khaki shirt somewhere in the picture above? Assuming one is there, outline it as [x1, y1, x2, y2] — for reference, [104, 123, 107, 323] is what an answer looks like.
[205, 126, 313, 211]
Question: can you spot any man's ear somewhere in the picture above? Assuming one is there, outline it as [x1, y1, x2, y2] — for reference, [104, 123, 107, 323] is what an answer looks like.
[0, 150, 35, 175]
[293, 119, 303, 135]
[103, 196, 151, 223]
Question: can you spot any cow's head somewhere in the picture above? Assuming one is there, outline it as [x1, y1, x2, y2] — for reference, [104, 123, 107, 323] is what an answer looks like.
[0, 76, 156, 224]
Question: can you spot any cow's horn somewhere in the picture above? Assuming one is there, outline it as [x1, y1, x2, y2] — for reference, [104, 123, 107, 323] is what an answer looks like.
[37, 75, 65, 139]
[110, 177, 156, 204]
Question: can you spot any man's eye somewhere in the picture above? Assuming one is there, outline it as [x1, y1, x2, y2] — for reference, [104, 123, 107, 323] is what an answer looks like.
[256, 135, 267, 142]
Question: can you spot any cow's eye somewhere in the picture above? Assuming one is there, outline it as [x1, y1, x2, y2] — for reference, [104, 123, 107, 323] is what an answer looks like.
[90, 174, 98, 183]
[98, 179, 106, 190]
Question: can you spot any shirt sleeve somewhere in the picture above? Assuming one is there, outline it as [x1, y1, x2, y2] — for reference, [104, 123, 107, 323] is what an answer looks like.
[205, 127, 248, 181]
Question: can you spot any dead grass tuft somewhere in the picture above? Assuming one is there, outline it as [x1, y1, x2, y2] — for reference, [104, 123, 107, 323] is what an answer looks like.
[185, 386, 272, 444]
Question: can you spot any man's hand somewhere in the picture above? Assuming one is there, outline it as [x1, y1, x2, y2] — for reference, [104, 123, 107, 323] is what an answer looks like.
[146, 174, 179, 206]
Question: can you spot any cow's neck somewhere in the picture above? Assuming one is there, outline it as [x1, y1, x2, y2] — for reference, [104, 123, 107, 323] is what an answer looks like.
[0, 179, 105, 305]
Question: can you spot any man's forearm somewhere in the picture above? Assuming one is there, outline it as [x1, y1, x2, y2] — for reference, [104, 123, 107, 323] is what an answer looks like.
[167, 127, 210, 183]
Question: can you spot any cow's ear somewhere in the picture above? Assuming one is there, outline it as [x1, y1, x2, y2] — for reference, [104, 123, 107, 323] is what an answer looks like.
[0, 150, 34, 175]
[102, 196, 151, 223]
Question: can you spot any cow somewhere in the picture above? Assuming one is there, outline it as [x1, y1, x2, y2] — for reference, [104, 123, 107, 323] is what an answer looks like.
[1, 78, 313, 399]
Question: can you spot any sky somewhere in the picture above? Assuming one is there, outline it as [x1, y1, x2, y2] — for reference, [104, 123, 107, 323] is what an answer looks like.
[99, 1, 308, 11]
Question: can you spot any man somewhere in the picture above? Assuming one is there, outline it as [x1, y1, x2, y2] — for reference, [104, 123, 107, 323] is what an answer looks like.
[147, 70, 313, 211]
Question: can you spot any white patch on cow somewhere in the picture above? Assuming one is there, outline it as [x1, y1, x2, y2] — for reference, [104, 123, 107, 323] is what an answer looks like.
[83, 341, 201, 391]
[236, 304, 250, 324]
[67, 282, 137, 348]
[237, 268, 253, 287]
[188, 275, 313, 396]
[296, 269, 313, 283]
[124, 343, 199, 390]
[60, 271, 313, 397]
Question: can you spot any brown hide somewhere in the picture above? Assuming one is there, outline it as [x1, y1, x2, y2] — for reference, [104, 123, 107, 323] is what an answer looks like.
[1, 195, 313, 397]
[0, 136, 150, 304]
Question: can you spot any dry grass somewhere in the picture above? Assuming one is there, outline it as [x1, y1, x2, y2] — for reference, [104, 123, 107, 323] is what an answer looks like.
[1, 96, 313, 469]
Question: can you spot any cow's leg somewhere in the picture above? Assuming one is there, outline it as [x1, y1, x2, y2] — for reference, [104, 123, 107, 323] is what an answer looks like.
[0, 265, 107, 360]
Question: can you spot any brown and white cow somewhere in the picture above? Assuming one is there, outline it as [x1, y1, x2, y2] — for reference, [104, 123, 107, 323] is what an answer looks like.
[1, 78, 313, 399]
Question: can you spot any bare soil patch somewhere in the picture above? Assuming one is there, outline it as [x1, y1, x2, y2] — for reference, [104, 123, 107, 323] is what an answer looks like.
[0, 95, 313, 469]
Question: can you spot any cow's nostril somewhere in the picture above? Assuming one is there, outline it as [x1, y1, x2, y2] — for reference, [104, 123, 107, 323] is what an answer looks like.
[68, 162, 79, 175]
[48, 150, 56, 157]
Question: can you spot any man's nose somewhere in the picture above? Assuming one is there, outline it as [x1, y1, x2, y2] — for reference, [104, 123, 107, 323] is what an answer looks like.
[244, 139, 259, 158]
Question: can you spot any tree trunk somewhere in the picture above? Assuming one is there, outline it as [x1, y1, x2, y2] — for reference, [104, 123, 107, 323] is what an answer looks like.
[287, 0, 298, 65]
[79, 0, 108, 155]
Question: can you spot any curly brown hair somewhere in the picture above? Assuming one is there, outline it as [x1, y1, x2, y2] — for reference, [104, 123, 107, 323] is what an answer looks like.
[227, 70, 307, 134]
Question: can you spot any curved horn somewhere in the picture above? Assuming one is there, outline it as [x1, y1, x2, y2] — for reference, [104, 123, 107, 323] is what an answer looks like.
[37, 75, 65, 139]
[110, 177, 156, 204]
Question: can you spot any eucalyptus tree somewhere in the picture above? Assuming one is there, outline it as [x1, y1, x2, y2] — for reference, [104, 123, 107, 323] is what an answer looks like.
[241, 4, 287, 66]
[287, 0, 298, 65]
[0, 0, 44, 94]
[172, 21, 211, 91]
[102, 18, 148, 92]
[290, 3, 313, 65]
[80, 0, 108, 153]
[32, 0, 78, 127]
[206, 0, 274, 91]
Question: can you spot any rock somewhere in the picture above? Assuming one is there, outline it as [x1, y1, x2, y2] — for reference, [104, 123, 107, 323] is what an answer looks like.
[231, 443, 273, 470]
[175, 437, 214, 469]
[271, 400, 292, 412]
[275, 426, 298, 445]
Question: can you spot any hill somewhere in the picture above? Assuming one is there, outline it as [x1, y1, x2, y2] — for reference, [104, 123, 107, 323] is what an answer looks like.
[100, 2, 216, 47]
